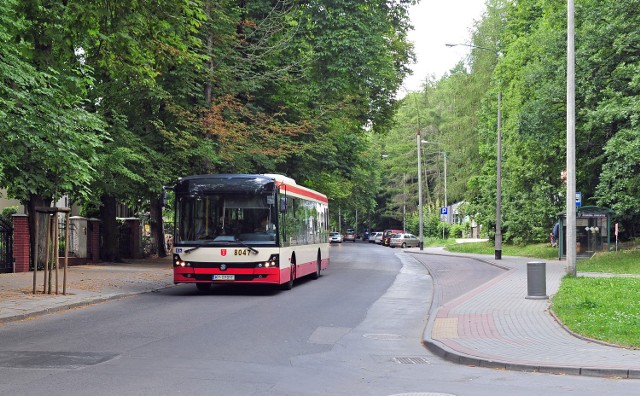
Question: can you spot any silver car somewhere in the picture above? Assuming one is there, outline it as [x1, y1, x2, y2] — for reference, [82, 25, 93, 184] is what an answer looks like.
[389, 233, 420, 248]
[329, 232, 343, 243]
[369, 231, 382, 243]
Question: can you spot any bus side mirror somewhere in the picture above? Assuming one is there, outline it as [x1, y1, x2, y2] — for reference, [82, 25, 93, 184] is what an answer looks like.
[279, 197, 287, 213]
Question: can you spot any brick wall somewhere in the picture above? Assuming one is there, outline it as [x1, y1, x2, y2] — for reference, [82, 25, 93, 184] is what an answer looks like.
[89, 218, 101, 263]
[12, 214, 30, 273]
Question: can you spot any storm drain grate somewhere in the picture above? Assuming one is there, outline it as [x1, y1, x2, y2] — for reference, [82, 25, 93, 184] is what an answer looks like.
[392, 356, 431, 365]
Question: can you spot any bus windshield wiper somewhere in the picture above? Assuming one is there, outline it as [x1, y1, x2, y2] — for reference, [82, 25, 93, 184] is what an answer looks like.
[234, 237, 259, 254]
[184, 241, 217, 254]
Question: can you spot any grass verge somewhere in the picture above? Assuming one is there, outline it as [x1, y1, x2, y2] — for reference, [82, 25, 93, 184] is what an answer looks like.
[577, 249, 640, 274]
[552, 276, 640, 348]
[445, 241, 558, 260]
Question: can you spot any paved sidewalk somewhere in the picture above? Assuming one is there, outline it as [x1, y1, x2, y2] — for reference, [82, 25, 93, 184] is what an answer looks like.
[0, 257, 173, 324]
[408, 247, 640, 379]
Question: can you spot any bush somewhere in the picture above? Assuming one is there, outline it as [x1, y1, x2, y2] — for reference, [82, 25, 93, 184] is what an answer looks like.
[436, 222, 450, 239]
[0, 206, 18, 223]
[450, 223, 464, 238]
[424, 214, 441, 238]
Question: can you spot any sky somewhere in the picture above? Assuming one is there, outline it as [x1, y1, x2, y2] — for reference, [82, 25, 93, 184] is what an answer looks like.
[399, 0, 487, 97]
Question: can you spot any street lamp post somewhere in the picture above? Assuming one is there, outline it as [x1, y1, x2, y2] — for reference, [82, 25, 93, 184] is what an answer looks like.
[417, 131, 424, 250]
[445, 42, 502, 259]
[495, 91, 502, 259]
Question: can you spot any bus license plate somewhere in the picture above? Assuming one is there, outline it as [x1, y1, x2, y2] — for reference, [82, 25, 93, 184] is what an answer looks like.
[213, 275, 234, 281]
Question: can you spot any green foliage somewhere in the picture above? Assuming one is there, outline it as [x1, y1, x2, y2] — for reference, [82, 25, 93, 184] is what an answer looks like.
[0, 0, 106, 204]
[450, 223, 465, 239]
[0, 0, 415, 247]
[0, 207, 18, 223]
[595, 129, 640, 238]
[451, 0, 640, 244]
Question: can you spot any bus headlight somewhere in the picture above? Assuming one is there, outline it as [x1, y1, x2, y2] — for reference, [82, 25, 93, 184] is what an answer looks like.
[263, 254, 279, 268]
[173, 254, 190, 267]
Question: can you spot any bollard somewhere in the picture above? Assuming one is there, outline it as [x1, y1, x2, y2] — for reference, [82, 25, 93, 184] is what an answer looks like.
[526, 261, 548, 300]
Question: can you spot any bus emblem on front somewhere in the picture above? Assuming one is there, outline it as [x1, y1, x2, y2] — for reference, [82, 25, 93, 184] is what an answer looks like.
[221, 249, 227, 256]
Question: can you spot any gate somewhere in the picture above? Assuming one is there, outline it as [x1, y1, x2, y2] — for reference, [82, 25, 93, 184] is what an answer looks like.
[118, 220, 132, 258]
[0, 218, 13, 273]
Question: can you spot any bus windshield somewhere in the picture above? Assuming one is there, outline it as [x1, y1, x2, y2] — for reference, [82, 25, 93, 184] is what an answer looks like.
[175, 193, 277, 246]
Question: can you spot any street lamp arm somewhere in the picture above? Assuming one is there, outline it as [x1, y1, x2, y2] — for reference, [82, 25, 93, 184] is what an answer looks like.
[421, 140, 443, 147]
[445, 42, 500, 55]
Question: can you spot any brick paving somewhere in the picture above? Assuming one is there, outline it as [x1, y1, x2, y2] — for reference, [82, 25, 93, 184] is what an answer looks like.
[0, 257, 173, 323]
[408, 248, 640, 378]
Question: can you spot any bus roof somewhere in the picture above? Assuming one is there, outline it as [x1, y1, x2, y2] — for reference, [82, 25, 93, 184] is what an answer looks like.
[173, 174, 328, 204]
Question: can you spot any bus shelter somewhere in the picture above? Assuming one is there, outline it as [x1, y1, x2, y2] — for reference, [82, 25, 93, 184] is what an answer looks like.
[557, 206, 614, 259]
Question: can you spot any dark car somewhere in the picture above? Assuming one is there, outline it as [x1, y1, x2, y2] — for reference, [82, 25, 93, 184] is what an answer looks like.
[382, 229, 404, 246]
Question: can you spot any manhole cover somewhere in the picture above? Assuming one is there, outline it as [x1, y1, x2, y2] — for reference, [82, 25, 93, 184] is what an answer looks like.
[363, 333, 404, 341]
[0, 351, 118, 369]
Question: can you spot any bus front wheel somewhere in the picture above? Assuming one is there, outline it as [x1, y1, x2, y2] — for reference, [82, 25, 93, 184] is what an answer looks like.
[311, 257, 321, 280]
[282, 265, 295, 290]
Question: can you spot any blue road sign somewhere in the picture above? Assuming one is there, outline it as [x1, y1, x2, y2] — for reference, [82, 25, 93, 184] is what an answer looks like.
[576, 192, 582, 207]
[440, 207, 448, 215]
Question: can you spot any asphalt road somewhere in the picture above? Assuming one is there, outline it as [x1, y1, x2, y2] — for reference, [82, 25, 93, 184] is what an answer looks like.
[0, 241, 637, 395]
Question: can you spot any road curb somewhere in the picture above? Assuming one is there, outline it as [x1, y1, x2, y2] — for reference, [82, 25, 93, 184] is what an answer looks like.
[0, 286, 171, 326]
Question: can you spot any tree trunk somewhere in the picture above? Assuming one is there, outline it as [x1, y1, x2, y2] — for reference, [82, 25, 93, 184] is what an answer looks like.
[27, 194, 51, 271]
[149, 194, 166, 258]
[99, 194, 121, 262]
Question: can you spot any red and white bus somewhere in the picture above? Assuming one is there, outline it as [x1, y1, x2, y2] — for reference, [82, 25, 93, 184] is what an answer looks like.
[166, 174, 329, 291]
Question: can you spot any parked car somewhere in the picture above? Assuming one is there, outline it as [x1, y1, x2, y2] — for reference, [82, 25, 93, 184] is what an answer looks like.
[329, 232, 343, 243]
[344, 230, 357, 242]
[369, 231, 383, 244]
[374, 232, 384, 244]
[389, 233, 420, 248]
[382, 229, 404, 246]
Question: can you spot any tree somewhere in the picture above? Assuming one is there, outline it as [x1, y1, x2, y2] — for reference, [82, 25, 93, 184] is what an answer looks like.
[1, 0, 106, 262]
[73, 0, 215, 259]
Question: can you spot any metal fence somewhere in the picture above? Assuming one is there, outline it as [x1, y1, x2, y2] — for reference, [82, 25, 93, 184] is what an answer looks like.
[60, 219, 78, 257]
[0, 218, 13, 273]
